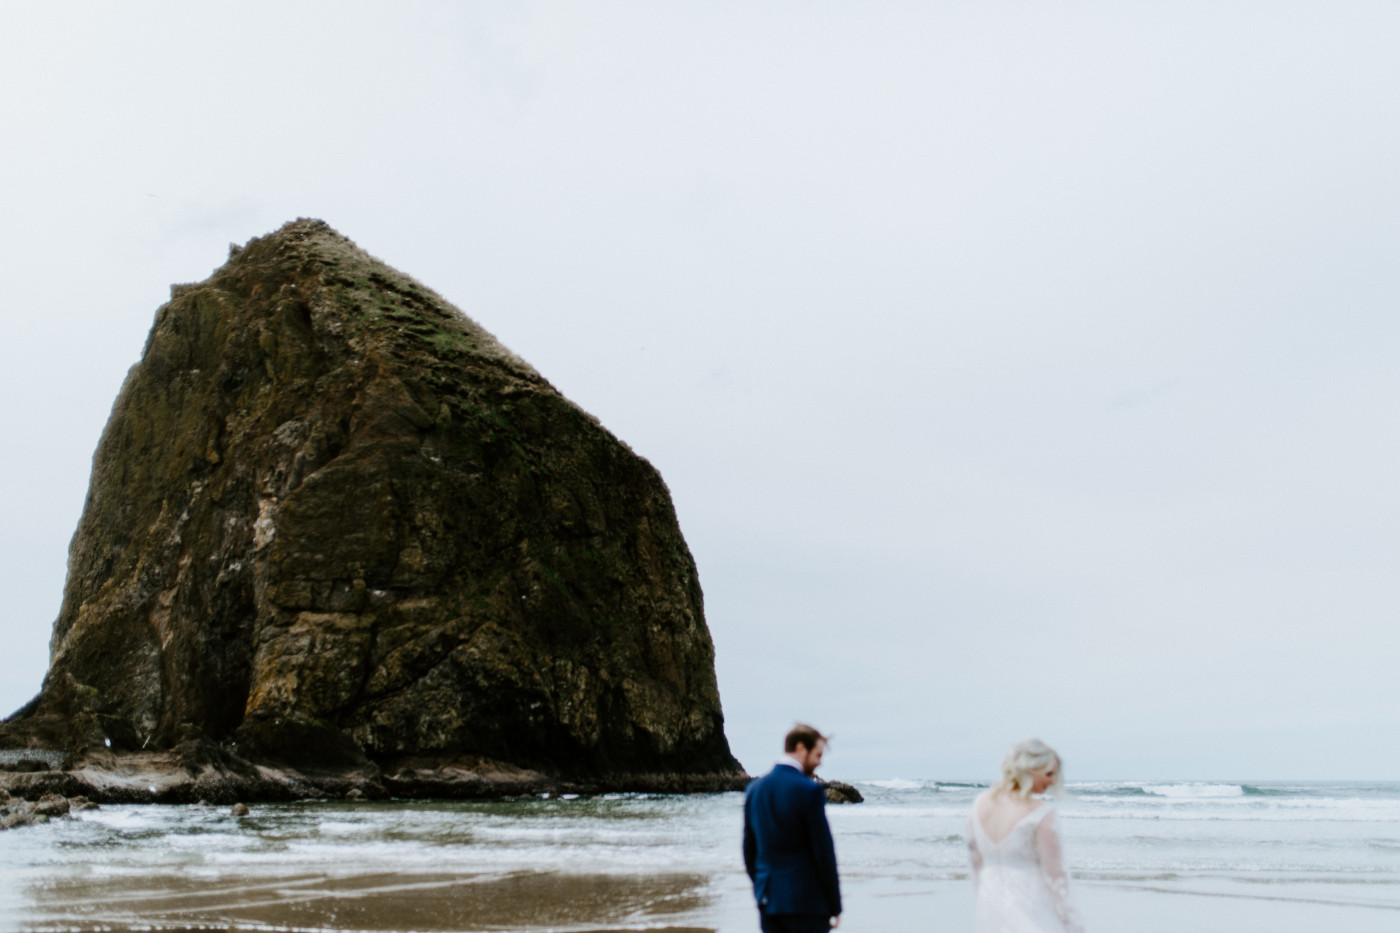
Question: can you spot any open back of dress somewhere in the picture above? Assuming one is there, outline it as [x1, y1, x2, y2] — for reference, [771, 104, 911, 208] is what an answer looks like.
[968, 794, 1083, 933]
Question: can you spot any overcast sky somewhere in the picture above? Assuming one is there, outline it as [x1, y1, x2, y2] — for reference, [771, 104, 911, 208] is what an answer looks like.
[3, 2, 1398, 780]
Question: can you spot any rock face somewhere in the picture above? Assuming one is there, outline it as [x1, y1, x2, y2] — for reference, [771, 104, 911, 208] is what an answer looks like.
[1, 219, 743, 799]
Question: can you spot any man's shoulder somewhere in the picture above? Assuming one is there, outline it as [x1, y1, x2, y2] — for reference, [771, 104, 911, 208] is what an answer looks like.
[756, 763, 822, 795]
[750, 764, 797, 786]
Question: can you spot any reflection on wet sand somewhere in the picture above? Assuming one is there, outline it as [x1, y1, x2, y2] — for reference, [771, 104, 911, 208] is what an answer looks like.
[21, 870, 717, 932]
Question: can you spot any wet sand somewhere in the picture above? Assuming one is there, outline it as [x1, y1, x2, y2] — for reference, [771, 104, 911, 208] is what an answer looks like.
[18, 869, 1400, 932]
[20, 870, 720, 932]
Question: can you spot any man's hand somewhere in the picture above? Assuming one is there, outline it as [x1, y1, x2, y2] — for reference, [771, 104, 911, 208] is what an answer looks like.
[829, 916, 841, 929]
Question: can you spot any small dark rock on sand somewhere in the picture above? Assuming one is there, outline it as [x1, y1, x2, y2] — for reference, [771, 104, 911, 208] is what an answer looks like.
[2, 805, 34, 830]
[0, 793, 98, 830]
[821, 780, 865, 804]
[34, 794, 71, 817]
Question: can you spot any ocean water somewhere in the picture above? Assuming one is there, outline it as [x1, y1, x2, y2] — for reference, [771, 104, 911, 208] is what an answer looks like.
[3, 779, 1398, 931]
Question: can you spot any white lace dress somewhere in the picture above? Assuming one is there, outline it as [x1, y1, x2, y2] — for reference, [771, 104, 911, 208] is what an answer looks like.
[968, 793, 1084, 933]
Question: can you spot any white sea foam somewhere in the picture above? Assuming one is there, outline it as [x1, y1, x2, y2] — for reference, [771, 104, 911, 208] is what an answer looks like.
[864, 778, 923, 791]
[1070, 780, 1246, 797]
[1142, 782, 1245, 798]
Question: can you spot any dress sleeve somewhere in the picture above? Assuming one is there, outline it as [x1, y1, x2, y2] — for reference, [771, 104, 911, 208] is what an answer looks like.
[1034, 808, 1084, 933]
[966, 813, 983, 888]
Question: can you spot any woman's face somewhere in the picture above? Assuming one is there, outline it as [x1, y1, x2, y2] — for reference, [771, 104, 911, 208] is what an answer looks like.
[1030, 761, 1058, 794]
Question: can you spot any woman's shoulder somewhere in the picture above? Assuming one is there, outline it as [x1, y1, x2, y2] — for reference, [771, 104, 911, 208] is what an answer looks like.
[1022, 800, 1064, 840]
[978, 791, 1053, 820]
[975, 789, 1050, 809]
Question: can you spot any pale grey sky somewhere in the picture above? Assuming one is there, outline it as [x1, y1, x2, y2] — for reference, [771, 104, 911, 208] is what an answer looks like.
[3, 1, 1398, 780]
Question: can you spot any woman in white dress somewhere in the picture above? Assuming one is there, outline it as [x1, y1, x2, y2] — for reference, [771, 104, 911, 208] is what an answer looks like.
[967, 739, 1083, 933]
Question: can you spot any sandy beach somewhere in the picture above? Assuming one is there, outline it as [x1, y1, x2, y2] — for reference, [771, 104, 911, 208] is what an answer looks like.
[17, 870, 1400, 932]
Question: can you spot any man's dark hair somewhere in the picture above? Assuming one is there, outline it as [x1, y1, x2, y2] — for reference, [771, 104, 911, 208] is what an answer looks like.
[784, 723, 827, 753]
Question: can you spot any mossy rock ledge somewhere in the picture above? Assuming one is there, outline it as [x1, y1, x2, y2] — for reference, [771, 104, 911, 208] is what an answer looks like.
[0, 219, 745, 803]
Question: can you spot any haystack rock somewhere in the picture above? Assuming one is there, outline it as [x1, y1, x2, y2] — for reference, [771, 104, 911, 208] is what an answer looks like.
[0, 219, 744, 802]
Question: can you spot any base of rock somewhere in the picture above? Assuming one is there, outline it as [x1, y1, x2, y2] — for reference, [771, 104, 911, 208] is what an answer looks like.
[0, 742, 750, 805]
[1, 792, 99, 830]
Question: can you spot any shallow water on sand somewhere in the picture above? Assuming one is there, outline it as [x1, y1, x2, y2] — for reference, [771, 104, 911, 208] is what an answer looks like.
[3, 781, 1398, 931]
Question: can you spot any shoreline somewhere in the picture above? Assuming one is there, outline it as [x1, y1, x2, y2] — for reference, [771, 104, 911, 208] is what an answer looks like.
[5, 783, 1399, 932]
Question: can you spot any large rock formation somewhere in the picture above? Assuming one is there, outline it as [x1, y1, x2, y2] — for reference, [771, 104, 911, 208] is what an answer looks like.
[0, 219, 743, 800]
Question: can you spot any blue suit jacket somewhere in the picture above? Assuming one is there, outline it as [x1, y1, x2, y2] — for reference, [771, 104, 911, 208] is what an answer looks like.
[742, 763, 842, 918]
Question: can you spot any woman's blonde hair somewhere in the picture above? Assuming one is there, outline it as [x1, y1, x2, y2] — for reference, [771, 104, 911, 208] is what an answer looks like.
[992, 738, 1064, 798]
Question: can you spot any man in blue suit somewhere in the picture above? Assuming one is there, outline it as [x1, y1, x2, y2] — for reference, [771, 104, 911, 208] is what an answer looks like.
[743, 724, 842, 932]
